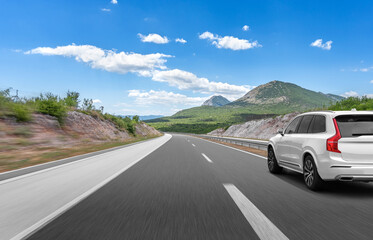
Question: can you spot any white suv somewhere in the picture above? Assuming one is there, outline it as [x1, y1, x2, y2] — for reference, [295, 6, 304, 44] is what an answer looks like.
[268, 110, 373, 190]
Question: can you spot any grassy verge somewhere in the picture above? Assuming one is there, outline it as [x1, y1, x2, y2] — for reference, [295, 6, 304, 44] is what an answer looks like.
[0, 135, 162, 173]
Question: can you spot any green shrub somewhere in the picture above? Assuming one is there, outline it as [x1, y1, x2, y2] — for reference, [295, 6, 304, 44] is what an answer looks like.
[64, 91, 80, 108]
[12, 103, 31, 122]
[35, 93, 67, 124]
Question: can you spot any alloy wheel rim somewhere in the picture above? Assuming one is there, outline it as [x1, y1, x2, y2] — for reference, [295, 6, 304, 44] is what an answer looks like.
[268, 150, 274, 170]
[304, 159, 314, 186]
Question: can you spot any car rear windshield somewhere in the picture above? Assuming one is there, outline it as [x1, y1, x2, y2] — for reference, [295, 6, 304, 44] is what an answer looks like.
[335, 115, 373, 137]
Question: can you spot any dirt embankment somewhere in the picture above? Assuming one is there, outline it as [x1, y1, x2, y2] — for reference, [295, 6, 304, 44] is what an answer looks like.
[208, 112, 299, 140]
[0, 111, 161, 172]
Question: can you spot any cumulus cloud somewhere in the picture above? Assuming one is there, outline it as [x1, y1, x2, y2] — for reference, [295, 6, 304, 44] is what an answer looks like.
[101, 8, 111, 12]
[111, 0, 118, 4]
[92, 99, 102, 104]
[138, 33, 169, 44]
[342, 91, 373, 98]
[310, 39, 332, 50]
[152, 69, 252, 98]
[175, 38, 187, 44]
[242, 25, 250, 31]
[199, 31, 261, 50]
[25, 44, 171, 77]
[128, 90, 207, 105]
[342, 91, 359, 97]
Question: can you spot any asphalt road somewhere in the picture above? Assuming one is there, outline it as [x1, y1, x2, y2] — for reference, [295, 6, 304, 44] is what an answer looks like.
[3, 134, 373, 239]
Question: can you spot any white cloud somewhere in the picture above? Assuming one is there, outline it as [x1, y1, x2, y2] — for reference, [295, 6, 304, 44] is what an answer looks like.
[175, 38, 187, 44]
[101, 8, 111, 12]
[128, 90, 207, 106]
[242, 25, 250, 31]
[360, 67, 373, 72]
[199, 31, 261, 50]
[310, 39, 332, 50]
[342, 91, 359, 97]
[92, 99, 102, 104]
[138, 33, 169, 44]
[152, 69, 252, 99]
[370, 80, 373, 84]
[25, 44, 171, 77]
[111, 0, 118, 4]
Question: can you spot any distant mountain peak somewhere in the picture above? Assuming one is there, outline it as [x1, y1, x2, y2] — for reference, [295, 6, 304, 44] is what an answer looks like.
[202, 95, 230, 107]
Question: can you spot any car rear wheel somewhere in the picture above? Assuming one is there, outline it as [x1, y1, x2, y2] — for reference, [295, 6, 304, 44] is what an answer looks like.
[268, 147, 282, 174]
[303, 155, 324, 191]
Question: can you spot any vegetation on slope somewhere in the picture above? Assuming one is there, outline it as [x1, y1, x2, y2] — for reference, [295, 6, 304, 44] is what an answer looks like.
[328, 96, 373, 111]
[146, 81, 341, 133]
[0, 88, 140, 135]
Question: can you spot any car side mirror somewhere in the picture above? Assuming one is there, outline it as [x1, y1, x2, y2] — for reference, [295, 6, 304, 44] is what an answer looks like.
[277, 129, 284, 136]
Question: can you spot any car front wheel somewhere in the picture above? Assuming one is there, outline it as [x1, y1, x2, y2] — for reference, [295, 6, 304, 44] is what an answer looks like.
[303, 155, 324, 191]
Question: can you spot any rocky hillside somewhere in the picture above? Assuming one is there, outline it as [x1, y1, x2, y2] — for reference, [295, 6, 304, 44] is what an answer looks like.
[232, 80, 340, 108]
[202, 95, 230, 106]
[208, 112, 299, 140]
[1, 111, 160, 148]
[0, 111, 161, 172]
[147, 80, 343, 133]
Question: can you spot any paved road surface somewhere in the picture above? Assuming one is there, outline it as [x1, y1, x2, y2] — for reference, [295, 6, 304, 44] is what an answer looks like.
[2, 134, 373, 239]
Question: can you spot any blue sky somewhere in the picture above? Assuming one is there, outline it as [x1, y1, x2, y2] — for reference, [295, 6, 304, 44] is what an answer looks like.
[1, 0, 372, 116]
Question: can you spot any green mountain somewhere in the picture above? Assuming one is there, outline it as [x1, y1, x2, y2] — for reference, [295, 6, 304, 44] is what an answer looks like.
[202, 95, 230, 106]
[146, 80, 344, 133]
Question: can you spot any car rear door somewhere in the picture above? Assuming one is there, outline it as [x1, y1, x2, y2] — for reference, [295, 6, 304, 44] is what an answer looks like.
[276, 116, 302, 167]
[291, 115, 314, 167]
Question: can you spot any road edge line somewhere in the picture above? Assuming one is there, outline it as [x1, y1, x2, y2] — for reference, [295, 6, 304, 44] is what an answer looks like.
[0, 136, 166, 186]
[9, 134, 172, 240]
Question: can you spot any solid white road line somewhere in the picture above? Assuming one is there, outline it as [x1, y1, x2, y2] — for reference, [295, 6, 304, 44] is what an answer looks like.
[192, 144, 196, 147]
[1, 134, 172, 240]
[201, 153, 213, 163]
[11, 158, 144, 240]
[223, 184, 288, 240]
[196, 137, 266, 160]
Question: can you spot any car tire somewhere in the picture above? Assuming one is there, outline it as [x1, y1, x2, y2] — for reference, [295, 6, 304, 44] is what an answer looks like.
[303, 155, 324, 191]
[268, 147, 282, 174]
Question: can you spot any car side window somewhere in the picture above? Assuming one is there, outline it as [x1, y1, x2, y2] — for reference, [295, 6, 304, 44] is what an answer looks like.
[308, 115, 326, 133]
[297, 115, 314, 133]
[284, 117, 302, 134]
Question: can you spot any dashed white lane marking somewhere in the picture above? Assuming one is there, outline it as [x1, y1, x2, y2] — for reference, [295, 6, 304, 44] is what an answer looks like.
[201, 153, 213, 163]
[192, 144, 196, 147]
[223, 184, 289, 240]
[197, 137, 266, 160]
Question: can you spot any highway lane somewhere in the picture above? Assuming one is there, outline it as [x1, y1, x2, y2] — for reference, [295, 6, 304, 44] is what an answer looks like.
[28, 133, 260, 240]
[0, 134, 171, 240]
[4, 133, 373, 239]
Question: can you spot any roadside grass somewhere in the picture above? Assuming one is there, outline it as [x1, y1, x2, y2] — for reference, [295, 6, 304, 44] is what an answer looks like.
[0, 135, 162, 173]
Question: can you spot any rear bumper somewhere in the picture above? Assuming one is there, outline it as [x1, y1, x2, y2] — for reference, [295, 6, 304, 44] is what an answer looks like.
[319, 164, 373, 181]
[336, 174, 373, 182]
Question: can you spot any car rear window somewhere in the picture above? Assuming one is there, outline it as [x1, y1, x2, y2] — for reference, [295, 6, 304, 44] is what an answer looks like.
[336, 115, 373, 137]
[297, 115, 314, 133]
[308, 115, 326, 133]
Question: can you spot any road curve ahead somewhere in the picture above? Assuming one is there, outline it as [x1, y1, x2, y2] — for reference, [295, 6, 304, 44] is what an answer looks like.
[3, 133, 373, 240]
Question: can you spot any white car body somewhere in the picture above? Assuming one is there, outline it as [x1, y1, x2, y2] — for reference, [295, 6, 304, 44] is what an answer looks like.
[269, 110, 373, 182]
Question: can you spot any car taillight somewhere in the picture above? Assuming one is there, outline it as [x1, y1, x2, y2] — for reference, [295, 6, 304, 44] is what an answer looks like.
[327, 118, 341, 153]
